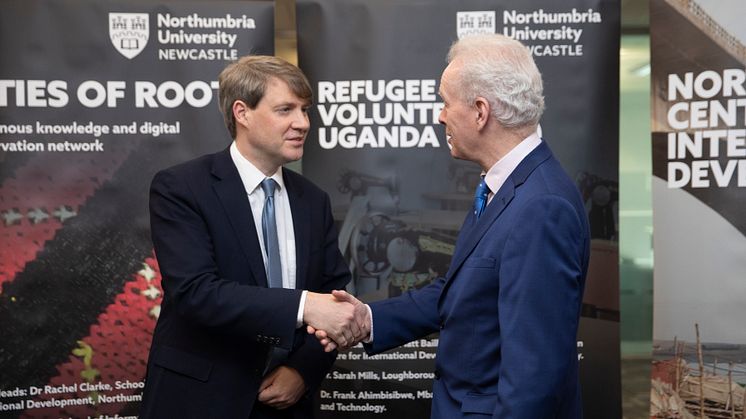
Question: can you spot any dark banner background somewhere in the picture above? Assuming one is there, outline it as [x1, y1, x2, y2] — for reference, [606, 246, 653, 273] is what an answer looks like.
[297, 0, 621, 417]
[0, 1, 273, 417]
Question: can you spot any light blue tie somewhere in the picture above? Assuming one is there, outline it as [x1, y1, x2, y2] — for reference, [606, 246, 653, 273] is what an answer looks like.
[473, 176, 490, 218]
[260, 178, 289, 374]
[260, 178, 282, 289]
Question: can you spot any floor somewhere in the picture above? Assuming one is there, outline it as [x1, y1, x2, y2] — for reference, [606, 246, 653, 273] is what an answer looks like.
[621, 356, 653, 419]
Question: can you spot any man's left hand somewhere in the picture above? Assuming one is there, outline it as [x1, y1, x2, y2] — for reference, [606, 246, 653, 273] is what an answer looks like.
[258, 366, 306, 410]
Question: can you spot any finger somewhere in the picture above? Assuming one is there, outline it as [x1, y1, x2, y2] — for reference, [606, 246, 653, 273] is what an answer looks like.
[259, 374, 274, 393]
[307, 325, 317, 334]
[260, 387, 287, 408]
[349, 317, 362, 340]
[314, 329, 328, 339]
[327, 327, 346, 346]
[357, 322, 369, 340]
[324, 341, 337, 352]
[334, 332, 348, 348]
[344, 332, 353, 346]
[345, 325, 359, 342]
[258, 387, 274, 403]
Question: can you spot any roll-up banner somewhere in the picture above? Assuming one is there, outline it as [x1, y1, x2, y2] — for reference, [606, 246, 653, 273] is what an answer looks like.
[297, 0, 621, 417]
[649, 0, 746, 417]
[0, 1, 273, 417]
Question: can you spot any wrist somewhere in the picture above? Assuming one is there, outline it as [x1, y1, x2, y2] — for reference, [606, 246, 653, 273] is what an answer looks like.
[302, 292, 320, 324]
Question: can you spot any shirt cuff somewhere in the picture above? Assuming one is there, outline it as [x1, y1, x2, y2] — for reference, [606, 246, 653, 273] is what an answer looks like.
[296, 290, 308, 328]
[364, 304, 373, 343]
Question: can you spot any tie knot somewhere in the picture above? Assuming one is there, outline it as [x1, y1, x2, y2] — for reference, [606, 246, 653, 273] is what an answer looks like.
[261, 178, 277, 197]
[475, 177, 490, 199]
[473, 176, 490, 218]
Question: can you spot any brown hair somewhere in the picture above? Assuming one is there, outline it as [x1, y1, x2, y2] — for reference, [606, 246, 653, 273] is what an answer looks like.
[218, 55, 313, 138]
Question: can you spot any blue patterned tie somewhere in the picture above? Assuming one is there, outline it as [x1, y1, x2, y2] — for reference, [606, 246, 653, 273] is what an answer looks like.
[260, 178, 282, 288]
[473, 176, 490, 218]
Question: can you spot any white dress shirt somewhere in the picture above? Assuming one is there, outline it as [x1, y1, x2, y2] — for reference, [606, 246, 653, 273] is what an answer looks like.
[230, 142, 306, 327]
[483, 132, 542, 202]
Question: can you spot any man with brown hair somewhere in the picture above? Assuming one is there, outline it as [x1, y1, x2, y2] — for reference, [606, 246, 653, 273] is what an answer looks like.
[140, 56, 363, 418]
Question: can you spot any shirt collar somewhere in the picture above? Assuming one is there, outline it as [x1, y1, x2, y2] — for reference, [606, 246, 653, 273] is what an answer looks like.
[229, 142, 285, 195]
[483, 132, 542, 195]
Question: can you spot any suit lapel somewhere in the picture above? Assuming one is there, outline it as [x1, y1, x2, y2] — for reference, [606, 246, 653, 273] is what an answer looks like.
[284, 170, 310, 290]
[445, 182, 515, 280]
[444, 141, 554, 282]
[210, 148, 268, 287]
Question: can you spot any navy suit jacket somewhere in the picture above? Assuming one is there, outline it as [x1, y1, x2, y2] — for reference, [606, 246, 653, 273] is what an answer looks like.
[366, 141, 590, 418]
[140, 148, 350, 419]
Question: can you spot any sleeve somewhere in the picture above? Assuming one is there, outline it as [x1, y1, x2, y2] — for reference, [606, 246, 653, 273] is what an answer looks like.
[282, 191, 351, 394]
[363, 277, 444, 355]
[150, 169, 301, 350]
[493, 195, 586, 418]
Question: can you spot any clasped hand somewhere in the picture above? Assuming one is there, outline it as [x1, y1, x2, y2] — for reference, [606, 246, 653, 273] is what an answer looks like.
[303, 290, 369, 352]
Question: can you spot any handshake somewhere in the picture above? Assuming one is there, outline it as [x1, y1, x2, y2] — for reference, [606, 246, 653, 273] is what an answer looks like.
[303, 290, 370, 352]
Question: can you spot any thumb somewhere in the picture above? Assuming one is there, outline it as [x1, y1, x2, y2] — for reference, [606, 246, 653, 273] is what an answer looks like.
[332, 289, 354, 303]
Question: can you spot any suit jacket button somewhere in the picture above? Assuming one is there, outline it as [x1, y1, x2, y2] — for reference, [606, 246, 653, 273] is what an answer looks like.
[440, 323, 445, 330]
[434, 370, 440, 379]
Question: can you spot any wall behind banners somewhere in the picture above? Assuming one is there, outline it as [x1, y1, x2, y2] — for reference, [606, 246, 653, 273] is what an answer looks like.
[649, 0, 746, 417]
[0, 1, 274, 417]
[297, 0, 621, 417]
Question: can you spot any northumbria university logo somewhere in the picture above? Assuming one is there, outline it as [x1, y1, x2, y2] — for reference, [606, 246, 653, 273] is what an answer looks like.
[456, 11, 495, 39]
[109, 13, 149, 59]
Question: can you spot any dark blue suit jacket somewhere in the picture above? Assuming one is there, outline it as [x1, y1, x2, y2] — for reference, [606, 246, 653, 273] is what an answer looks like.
[366, 141, 590, 418]
[140, 148, 350, 419]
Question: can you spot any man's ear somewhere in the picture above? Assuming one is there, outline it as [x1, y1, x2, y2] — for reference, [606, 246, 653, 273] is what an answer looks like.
[475, 97, 490, 131]
[233, 100, 250, 129]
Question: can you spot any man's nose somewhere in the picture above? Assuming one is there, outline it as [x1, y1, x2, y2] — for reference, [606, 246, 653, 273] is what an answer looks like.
[293, 109, 310, 131]
[438, 107, 446, 125]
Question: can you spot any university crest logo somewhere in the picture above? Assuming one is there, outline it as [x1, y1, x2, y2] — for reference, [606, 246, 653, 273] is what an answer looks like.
[456, 11, 496, 39]
[109, 13, 149, 59]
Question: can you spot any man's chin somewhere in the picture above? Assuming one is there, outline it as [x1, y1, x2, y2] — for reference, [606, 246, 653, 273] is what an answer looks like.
[285, 151, 303, 163]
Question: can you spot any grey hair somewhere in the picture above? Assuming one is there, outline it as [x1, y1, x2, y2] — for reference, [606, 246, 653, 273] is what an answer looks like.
[447, 34, 544, 128]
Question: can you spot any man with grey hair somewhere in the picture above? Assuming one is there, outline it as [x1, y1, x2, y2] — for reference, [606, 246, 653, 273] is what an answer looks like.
[312, 34, 590, 418]
[140, 55, 364, 419]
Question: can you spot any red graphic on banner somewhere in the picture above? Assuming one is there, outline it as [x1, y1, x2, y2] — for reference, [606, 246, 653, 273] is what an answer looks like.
[20, 255, 161, 418]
